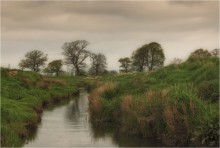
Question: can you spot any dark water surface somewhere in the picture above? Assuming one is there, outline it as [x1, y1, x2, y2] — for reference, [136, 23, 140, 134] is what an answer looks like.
[24, 90, 161, 147]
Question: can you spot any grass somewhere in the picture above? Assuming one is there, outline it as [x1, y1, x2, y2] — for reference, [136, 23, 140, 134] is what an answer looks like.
[1, 68, 81, 147]
[1, 57, 219, 147]
[88, 57, 219, 146]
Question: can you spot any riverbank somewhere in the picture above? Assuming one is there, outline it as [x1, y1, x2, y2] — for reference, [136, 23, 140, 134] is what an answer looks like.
[1, 57, 219, 147]
[89, 57, 219, 147]
[1, 68, 81, 147]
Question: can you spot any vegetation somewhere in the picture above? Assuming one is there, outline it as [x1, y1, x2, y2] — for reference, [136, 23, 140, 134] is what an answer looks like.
[170, 58, 182, 65]
[62, 40, 90, 76]
[18, 50, 48, 72]
[44, 60, 63, 76]
[89, 53, 107, 75]
[211, 48, 220, 57]
[1, 68, 80, 147]
[88, 56, 219, 146]
[188, 48, 212, 60]
[131, 42, 165, 72]
[2, 40, 219, 147]
[118, 57, 131, 73]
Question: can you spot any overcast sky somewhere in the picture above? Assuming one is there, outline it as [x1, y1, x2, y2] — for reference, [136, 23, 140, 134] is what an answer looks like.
[1, 1, 219, 71]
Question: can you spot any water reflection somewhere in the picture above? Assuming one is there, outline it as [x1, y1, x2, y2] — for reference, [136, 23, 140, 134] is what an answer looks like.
[65, 99, 80, 123]
[90, 120, 163, 147]
[24, 90, 162, 147]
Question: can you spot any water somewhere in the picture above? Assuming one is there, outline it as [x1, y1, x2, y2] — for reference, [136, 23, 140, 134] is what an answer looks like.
[24, 90, 161, 147]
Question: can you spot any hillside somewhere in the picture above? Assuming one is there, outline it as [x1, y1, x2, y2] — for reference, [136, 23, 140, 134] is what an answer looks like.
[89, 57, 219, 146]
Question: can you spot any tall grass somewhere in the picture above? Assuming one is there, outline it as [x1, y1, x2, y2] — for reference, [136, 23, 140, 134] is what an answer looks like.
[89, 57, 219, 146]
[89, 82, 117, 121]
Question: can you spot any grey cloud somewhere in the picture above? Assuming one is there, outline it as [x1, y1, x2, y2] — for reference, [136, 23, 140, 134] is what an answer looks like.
[2, 1, 218, 32]
[1, 1, 219, 70]
[168, 1, 207, 6]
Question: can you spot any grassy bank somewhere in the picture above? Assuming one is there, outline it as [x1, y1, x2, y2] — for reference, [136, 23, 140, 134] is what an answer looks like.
[1, 68, 80, 147]
[89, 57, 219, 146]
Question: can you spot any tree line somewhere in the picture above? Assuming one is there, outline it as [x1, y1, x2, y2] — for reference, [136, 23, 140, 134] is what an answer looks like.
[119, 42, 165, 73]
[19, 40, 108, 76]
[118, 46, 219, 73]
[18, 40, 219, 76]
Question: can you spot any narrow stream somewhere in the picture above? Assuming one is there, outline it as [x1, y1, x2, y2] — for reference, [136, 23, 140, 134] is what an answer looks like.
[24, 90, 161, 147]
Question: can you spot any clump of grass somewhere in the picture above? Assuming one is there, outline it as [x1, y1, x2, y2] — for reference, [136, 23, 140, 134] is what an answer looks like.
[110, 84, 212, 146]
[121, 95, 132, 113]
[89, 82, 117, 121]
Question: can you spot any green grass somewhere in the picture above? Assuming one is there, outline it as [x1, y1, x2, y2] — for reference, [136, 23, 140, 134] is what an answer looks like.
[1, 57, 219, 147]
[1, 68, 81, 147]
[89, 57, 219, 146]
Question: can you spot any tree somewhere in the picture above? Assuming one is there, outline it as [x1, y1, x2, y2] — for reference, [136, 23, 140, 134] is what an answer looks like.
[118, 57, 131, 73]
[89, 53, 107, 76]
[18, 50, 47, 72]
[170, 58, 182, 65]
[46, 60, 63, 76]
[62, 40, 90, 76]
[211, 48, 220, 57]
[131, 45, 148, 72]
[146, 42, 165, 70]
[43, 67, 51, 76]
[188, 49, 211, 60]
[132, 42, 165, 71]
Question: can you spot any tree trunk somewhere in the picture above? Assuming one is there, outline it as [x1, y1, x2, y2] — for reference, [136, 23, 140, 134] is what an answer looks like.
[75, 65, 80, 76]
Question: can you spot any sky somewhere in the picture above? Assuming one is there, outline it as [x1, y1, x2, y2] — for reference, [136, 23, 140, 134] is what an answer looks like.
[1, 0, 219, 71]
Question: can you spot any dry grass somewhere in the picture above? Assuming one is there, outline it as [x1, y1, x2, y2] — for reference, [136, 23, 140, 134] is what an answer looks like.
[89, 82, 117, 118]
[36, 78, 66, 90]
[8, 70, 18, 76]
[121, 95, 132, 113]
[163, 105, 178, 132]
[20, 77, 33, 85]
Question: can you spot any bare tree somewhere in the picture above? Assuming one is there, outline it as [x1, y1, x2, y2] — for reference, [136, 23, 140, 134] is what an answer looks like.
[118, 57, 131, 73]
[62, 40, 90, 76]
[211, 48, 220, 57]
[18, 50, 47, 72]
[170, 58, 182, 65]
[89, 53, 107, 76]
[188, 48, 211, 60]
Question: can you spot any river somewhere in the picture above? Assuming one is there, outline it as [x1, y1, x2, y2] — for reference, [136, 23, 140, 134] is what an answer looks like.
[24, 89, 162, 147]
